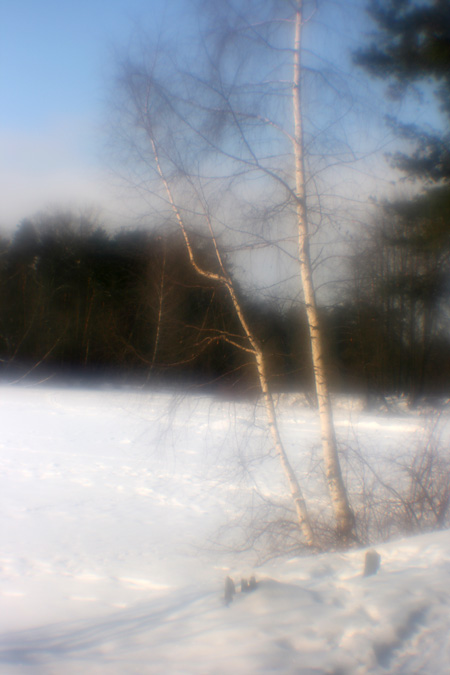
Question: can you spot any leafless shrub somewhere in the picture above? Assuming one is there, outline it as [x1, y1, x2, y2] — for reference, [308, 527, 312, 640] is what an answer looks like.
[205, 402, 450, 562]
[344, 419, 450, 546]
[394, 440, 450, 532]
[209, 493, 313, 565]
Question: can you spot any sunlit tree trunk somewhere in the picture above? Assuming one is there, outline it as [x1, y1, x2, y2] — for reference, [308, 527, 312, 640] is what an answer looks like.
[292, 3, 354, 542]
[149, 131, 315, 546]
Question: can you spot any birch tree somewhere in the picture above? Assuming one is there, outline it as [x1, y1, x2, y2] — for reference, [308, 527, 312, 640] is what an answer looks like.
[291, 3, 354, 540]
[111, 0, 356, 543]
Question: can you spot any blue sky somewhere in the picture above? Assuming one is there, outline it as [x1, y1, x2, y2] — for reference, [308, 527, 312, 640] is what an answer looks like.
[0, 0, 406, 233]
[1, 0, 178, 230]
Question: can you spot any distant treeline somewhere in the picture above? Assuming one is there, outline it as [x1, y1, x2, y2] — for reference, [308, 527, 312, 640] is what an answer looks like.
[1, 211, 449, 399]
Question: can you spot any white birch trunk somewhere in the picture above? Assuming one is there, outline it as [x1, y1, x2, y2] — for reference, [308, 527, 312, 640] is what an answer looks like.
[149, 131, 315, 547]
[292, 3, 354, 541]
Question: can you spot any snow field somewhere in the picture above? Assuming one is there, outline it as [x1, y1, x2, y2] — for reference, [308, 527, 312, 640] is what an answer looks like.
[1, 385, 449, 673]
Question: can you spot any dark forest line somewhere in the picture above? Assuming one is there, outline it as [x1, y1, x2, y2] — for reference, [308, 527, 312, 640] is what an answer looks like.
[1, 211, 450, 401]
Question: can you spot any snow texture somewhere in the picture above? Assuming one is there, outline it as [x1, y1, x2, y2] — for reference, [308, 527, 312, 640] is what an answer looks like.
[1, 385, 449, 674]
